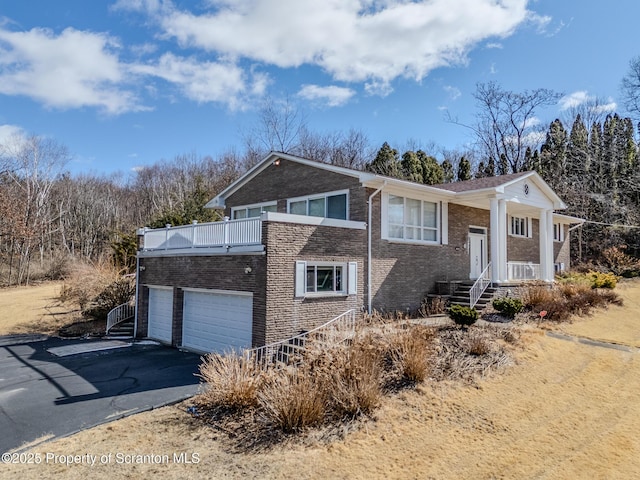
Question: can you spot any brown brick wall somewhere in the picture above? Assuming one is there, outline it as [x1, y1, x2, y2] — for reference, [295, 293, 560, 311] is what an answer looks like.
[263, 220, 365, 344]
[506, 219, 540, 263]
[136, 253, 267, 347]
[369, 192, 489, 313]
[554, 225, 571, 269]
[224, 158, 367, 222]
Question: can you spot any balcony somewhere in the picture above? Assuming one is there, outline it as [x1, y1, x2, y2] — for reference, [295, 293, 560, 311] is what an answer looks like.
[140, 217, 263, 255]
[138, 213, 367, 257]
[507, 261, 541, 281]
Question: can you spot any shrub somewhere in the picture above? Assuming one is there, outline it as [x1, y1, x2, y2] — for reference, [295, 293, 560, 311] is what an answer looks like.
[258, 367, 326, 433]
[521, 284, 558, 309]
[601, 246, 640, 277]
[492, 297, 524, 318]
[449, 304, 478, 326]
[83, 276, 136, 320]
[388, 326, 435, 383]
[327, 338, 384, 417]
[589, 271, 617, 289]
[197, 352, 263, 410]
[418, 296, 447, 316]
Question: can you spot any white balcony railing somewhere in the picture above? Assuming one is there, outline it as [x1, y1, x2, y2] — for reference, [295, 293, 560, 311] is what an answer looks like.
[507, 262, 541, 281]
[142, 217, 262, 251]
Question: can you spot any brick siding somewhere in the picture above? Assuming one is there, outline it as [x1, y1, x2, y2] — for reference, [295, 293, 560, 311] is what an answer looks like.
[506, 219, 540, 263]
[263, 220, 365, 344]
[224, 158, 367, 222]
[554, 224, 571, 269]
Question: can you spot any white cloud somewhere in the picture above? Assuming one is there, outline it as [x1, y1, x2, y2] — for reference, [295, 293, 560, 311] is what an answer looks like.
[0, 27, 145, 114]
[144, 0, 532, 93]
[559, 91, 589, 111]
[297, 84, 355, 107]
[443, 85, 461, 100]
[131, 53, 268, 109]
[0, 124, 25, 145]
[559, 91, 617, 114]
[486, 42, 503, 49]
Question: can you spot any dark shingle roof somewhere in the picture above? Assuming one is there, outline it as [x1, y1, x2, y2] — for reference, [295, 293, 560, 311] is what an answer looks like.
[430, 171, 532, 193]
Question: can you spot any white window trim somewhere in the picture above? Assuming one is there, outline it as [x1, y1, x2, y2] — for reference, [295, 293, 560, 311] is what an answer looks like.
[553, 222, 565, 242]
[509, 215, 532, 238]
[294, 260, 357, 298]
[286, 189, 350, 220]
[381, 192, 442, 245]
[231, 201, 277, 219]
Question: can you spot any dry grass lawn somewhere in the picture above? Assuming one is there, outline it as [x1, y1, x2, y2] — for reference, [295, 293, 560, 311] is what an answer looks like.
[2, 281, 640, 479]
[0, 282, 77, 336]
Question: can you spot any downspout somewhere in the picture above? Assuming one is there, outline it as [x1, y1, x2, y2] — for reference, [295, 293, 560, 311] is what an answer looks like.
[133, 254, 140, 339]
[368, 181, 386, 314]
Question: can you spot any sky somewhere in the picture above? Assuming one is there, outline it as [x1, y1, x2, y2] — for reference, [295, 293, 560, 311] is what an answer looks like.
[0, 0, 638, 176]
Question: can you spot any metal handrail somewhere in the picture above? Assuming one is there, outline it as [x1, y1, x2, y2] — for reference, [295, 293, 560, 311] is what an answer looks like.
[106, 302, 136, 334]
[469, 261, 492, 308]
[245, 309, 357, 369]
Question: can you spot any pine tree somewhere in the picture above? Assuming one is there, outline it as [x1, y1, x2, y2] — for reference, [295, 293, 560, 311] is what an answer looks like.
[457, 156, 472, 181]
[417, 150, 444, 185]
[567, 114, 589, 174]
[401, 150, 423, 183]
[366, 142, 401, 178]
[441, 159, 454, 183]
[485, 156, 496, 176]
[498, 154, 509, 175]
[588, 122, 603, 181]
[539, 119, 568, 181]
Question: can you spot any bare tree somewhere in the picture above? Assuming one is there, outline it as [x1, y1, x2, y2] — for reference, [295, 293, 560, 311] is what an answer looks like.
[621, 55, 640, 120]
[449, 81, 560, 173]
[244, 96, 307, 155]
[561, 96, 615, 130]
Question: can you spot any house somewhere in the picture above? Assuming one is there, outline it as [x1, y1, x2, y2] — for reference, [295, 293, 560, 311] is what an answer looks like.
[133, 152, 582, 354]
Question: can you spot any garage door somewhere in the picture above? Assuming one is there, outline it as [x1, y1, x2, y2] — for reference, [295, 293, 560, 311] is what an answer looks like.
[147, 287, 173, 343]
[182, 290, 253, 354]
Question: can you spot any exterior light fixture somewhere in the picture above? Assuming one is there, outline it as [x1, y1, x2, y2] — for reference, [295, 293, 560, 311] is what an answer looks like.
[273, 158, 281, 166]
[245, 266, 252, 274]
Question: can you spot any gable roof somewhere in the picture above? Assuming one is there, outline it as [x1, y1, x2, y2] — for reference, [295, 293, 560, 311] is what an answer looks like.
[431, 172, 532, 193]
[206, 151, 566, 210]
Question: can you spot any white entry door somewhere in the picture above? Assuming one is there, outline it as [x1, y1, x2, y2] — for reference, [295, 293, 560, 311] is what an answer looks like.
[469, 231, 488, 279]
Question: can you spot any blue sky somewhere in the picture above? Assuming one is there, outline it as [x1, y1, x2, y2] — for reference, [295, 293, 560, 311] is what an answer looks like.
[0, 0, 638, 175]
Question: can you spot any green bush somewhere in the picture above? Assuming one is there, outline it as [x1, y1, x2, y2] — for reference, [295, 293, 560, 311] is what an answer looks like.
[449, 304, 478, 326]
[492, 297, 524, 318]
[589, 271, 618, 289]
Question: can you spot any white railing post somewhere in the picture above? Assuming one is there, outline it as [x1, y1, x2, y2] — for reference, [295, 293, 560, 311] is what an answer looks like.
[223, 216, 230, 248]
[469, 261, 492, 308]
[165, 224, 171, 250]
[191, 220, 198, 249]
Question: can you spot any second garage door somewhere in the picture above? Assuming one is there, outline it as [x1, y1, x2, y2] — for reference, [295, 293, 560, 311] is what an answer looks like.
[182, 290, 253, 354]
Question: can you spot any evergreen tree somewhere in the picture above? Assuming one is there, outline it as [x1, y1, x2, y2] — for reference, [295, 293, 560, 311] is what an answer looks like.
[485, 156, 496, 176]
[366, 142, 401, 178]
[498, 154, 509, 175]
[457, 156, 472, 181]
[417, 150, 444, 185]
[539, 119, 568, 180]
[475, 162, 486, 178]
[588, 122, 603, 180]
[567, 114, 589, 174]
[401, 150, 423, 183]
[523, 147, 533, 171]
[441, 159, 454, 183]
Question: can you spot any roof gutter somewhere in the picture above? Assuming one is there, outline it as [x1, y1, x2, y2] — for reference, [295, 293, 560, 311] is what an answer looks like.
[368, 181, 386, 314]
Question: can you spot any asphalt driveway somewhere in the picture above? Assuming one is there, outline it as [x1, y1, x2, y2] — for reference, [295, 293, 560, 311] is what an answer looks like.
[0, 335, 202, 454]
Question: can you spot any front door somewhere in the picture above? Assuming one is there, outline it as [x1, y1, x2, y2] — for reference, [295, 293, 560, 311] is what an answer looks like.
[469, 230, 487, 279]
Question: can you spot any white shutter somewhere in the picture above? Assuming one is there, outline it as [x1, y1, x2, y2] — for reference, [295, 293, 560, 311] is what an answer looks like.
[295, 261, 307, 298]
[440, 201, 448, 245]
[347, 262, 357, 295]
[527, 217, 533, 238]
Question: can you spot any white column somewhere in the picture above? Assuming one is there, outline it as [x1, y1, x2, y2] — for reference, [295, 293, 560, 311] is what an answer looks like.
[539, 210, 554, 282]
[546, 210, 555, 282]
[498, 199, 508, 282]
[490, 198, 508, 283]
[490, 198, 500, 283]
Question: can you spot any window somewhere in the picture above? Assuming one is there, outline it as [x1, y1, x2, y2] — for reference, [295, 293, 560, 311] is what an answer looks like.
[306, 265, 343, 293]
[387, 194, 439, 243]
[510, 216, 531, 238]
[231, 202, 277, 219]
[295, 261, 357, 298]
[287, 191, 348, 220]
[553, 223, 565, 242]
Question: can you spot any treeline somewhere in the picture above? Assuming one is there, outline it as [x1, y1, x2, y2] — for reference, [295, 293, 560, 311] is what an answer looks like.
[365, 112, 640, 263]
[0, 127, 377, 286]
[3, 88, 640, 286]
